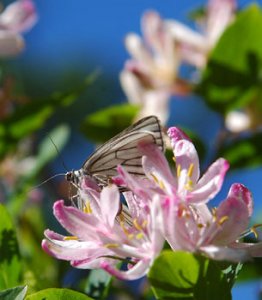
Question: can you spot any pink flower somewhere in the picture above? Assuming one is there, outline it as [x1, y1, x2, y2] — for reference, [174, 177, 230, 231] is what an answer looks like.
[163, 183, 262, 261]
[166, 0, 236, 68]
[42, 182, 164, 280]
[0, 0, 37, 57]
[120, 11, 190, 124]
[117, 126, 229, 205]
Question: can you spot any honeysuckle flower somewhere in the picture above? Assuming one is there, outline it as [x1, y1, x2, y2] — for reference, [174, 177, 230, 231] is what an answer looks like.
[163, 183, 262, 261]
[120, 10, 190, 124]
[117, 126, 229, 206]
[166, 0, 236, 68]
[42, 182, 165, 280]
[0, 0, 37, 57]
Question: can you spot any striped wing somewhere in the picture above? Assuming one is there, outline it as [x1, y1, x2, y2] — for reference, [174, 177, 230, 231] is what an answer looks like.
[82, 115, 164, 186]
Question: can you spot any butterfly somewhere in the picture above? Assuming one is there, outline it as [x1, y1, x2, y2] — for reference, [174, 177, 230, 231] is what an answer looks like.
[65, 115, 165, 189]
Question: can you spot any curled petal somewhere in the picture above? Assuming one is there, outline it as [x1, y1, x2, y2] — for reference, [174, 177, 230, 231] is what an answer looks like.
[53, 200, 99, 241]
[72, 256, 117, 270]
[190, 158, 229, 203]
[200, 245, 250, 262]
[232, 242, 262, 257]
[167, 127, 190, 144]
[101, 259, 151, 280]
[203, 197, 249, 246]
[227, 183, 253, 217]
[42, 232, 108, 261]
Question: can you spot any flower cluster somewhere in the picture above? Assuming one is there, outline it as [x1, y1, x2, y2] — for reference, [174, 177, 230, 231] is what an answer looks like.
[0, 0, 37, 57]
[42, 125, 262, 280]
[120, 0, 236, 124]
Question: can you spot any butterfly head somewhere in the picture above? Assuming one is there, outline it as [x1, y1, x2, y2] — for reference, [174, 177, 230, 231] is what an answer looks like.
[65, 171, 74, 183]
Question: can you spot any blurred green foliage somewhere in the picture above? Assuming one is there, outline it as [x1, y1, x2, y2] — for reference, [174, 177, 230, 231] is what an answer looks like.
[199, 5, 262, 115]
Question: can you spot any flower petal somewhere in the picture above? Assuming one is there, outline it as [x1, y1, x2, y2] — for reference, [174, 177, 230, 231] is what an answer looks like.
[42, 234, 108, 261]
[53, 200, 100, 240]
[0, 0, 37, 33]
[190, 158, 229, 203]
[100, 185, 120, 227]
[200, 245, 250, 262]
[139, 142, 175, 194]
[227, 183, 253, 217]
[203, 196, 249, 246]
[101, 259, 151, 280]
[72, 256, 118, 269]
[231, 242, 262, 257]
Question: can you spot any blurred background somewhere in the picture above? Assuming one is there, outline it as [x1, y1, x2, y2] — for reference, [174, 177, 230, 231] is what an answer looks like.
[1, 0, 262, 299]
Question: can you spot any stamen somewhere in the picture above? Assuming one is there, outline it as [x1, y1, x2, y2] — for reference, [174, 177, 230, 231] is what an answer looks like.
[252, 224, 262, 239]
[185, 180, 193, 191]
[128, 233, 134, 239]
[64, 236, 78, 241]
[177, 164, 181, 178]
[150, 172, 159, 184]
[197, 223, 204, 229]
[104, 243, 119, 249]
[172, 156, 176, 163]
[136, 232, 144, 239]
[120, 221, 130, 236]
[218, 215, 229, 226]
[83, 201, 92, 214]
[142, 220, 148, 228]
[187, 163, 194, 178]
[211, 208, 217, 221]
[133, 218, 142, 231]
[159, 180, 166, 190]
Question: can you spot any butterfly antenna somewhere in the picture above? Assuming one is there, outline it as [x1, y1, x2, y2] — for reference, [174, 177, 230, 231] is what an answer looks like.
[48, 135, 70, 172]
[30, 173, 66, 191]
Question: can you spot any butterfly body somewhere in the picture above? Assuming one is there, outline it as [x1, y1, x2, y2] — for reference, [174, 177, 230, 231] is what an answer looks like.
[66, 115, 164, 188]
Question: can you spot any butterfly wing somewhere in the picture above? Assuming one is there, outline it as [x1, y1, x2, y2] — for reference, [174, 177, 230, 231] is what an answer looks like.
[82, 115, 164, 186]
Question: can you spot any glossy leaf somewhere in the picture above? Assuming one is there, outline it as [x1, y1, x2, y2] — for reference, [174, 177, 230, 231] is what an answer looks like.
[0, 286, 27, 300]
[80, 103, 139, 143]
[0, 205, 21, 289]
[26, 288, 93, 300]
[148, 250, 231, 300]
[218, 132, 262, 169]
[198, 5, 262, 114]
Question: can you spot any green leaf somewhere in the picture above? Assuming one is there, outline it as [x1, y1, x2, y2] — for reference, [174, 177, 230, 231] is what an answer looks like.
[198, 5, 262, 114]
[236, 258, 262, 282]
[0, 286, 27, 300]
[26, 288, 93, 300]
[148, 250, 231, 300]
[218, 132, 262, 169]
[84, 269, 112, 300]
[80, 104, 139, 143]
[0, 205, 21, 289]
